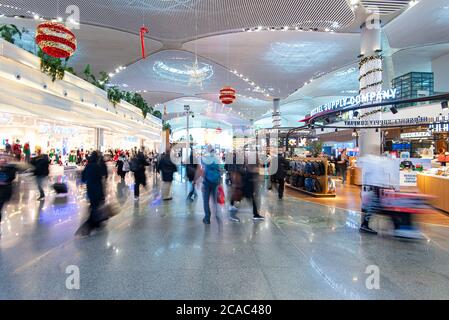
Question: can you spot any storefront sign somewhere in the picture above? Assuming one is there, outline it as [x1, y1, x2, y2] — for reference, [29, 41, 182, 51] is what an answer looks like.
[400, 132, 432, 139]
[310, 88, 397, 117]
[39, 124, 78, 136]
[344, 116, 437, 127]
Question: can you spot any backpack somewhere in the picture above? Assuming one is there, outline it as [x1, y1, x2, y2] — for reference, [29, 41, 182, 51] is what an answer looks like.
[130, 158, 140, 172]
[204, 162, 221, 185]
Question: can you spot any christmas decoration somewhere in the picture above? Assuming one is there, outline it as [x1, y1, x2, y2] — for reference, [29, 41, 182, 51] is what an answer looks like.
[216, 127, 222, 134]
[35, 22, 77, 58]
[140, 25, 149, 59]
[220, 86, 236, 105]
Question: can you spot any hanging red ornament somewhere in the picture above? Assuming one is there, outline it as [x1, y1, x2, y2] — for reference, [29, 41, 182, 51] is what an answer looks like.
[220, 86, 236, 105]
[35, 21, 77, 58]
[216, 127, 222, 134]
[140, 25, 150, 59]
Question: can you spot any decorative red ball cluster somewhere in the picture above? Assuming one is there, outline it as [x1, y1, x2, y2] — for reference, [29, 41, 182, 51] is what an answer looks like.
[35, 22, 77, 58]
[219, 86, 236, 105]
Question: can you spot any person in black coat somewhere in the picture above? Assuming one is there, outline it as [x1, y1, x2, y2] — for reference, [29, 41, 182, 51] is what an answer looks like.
[30, 147, 50, 200]
[0, 157, 17, 224]
[186, 151, 199, 201]
[274, 153, 290, 200]
[79, 151, 107, 234]
[132, 151, 150, 200]
[157, 151, 178, 201]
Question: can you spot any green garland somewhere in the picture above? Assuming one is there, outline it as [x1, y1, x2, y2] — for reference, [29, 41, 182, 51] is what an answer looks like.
[359, 68, 383, 81]
[359, 55, 382, 69]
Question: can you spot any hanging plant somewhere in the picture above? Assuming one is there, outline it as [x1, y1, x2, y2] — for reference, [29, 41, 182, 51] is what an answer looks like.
[163, 121, 171, 132]
[152, 110, 162, 119]
[107, 86, 123, 106]
[0, 24, 22, 44]
[38, 49, 69, 82]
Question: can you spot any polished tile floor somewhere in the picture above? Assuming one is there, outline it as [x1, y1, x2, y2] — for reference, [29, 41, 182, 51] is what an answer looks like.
[1, 166, 449, 300]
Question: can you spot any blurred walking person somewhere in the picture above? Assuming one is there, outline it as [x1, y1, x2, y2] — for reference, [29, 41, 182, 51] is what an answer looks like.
[23, 142, 31, 163]
[157, 150, 177, 201]
[201, 146, 222, 225]
[78, 151, 107, 236]
[116, 153, 130, 181]
[273, 152, 290, 200]
[229, 160, 265, 222]
[30, 146, 50, 201]
[0, 156, 17, 229]
[186, 151, 199, 201]
[131, 151, 150, 201]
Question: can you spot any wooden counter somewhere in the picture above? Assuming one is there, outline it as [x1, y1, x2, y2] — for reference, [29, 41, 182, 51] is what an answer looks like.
[417, 173, 449, 213]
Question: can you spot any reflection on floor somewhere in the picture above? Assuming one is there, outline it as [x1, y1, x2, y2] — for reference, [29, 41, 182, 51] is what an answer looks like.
[1, 167, 449, 299]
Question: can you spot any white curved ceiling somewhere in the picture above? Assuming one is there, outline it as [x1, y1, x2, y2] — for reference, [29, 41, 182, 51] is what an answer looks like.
[1, 0, 449, 130]
[384, 0, 449, 48]
[0, 16, 163, 75]
[1, 0, 357, 41]
[183, 31, 361, 98]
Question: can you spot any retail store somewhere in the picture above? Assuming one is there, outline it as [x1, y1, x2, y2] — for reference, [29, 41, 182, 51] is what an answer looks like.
[0, 38, 162, 164]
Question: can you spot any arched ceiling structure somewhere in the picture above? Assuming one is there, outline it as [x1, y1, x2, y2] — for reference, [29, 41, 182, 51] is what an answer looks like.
[1, 0, 448, 130]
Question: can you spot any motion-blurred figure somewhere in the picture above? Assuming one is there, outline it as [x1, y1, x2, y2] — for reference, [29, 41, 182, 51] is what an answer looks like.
[131, 151, 150, 201]
[186, 151, 199, 202]
[78, 151, 107, 236]
[229, 160, 265, 222]
[116, 153, 130, 181]
[0, 155, 17, 227]
[201, 146, 221, 225]
[30, 146, 50, 201]
[157, 150, 177, 201]
[272, 152, 290, 200]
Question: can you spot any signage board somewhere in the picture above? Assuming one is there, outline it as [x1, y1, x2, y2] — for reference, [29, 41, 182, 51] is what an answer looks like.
[310, 88, 398, 117]
[400, 132, 432, 139]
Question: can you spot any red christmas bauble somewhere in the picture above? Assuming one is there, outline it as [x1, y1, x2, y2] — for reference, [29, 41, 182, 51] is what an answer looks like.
[220, 87, 236, 105]
[36, 22, 77, 58]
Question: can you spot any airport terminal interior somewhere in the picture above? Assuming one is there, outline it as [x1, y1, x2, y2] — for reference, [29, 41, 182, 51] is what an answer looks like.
[1, 0, 449, 300]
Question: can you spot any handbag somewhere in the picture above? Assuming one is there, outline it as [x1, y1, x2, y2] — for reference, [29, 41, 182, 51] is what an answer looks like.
[217, 185, 225, 205]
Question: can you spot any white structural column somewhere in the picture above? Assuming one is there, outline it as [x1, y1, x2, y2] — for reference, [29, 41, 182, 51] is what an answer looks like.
[358, 18, 383, 156]
[95, 128, 104, 151]
[272, 98, 281, 128]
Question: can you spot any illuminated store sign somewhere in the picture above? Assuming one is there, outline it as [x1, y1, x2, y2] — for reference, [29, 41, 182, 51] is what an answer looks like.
[310, 88, 398, 117]
[400, 132, 432, 139]
[344, 116, 449, 128]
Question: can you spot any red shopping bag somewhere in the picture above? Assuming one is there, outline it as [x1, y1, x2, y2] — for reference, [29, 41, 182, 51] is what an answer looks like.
[217, 185, 225, 205]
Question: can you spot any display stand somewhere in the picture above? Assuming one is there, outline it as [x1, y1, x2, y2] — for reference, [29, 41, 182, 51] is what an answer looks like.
[286, 157, 336, 198]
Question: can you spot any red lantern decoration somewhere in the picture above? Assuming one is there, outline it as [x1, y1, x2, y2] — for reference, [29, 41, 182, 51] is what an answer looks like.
[35, 22, 77, 58]
[220, 86, 236, 105]
[216, 127, 222, 134]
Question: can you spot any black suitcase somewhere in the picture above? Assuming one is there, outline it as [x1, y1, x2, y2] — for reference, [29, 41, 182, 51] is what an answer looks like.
[53, 183, 68, 194]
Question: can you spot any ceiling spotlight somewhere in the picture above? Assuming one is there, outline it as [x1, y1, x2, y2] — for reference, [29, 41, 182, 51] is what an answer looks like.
[375, 128, 379, 133]
[390, 106, 398, 114]
[353, 111, 359, 118]
[442, 101, 448, 110]
[321, 127, 324, 132]
[335, 128, 338, 132]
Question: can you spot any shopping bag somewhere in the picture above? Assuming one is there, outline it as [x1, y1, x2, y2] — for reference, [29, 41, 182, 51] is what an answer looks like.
[217, 185, 225, 205]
